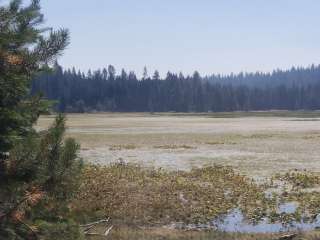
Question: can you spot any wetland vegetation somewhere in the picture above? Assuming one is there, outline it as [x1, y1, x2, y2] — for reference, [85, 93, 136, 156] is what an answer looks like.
[74, 163, 320, 240]
[33, 112, 320, 238]
[2, 0, 320, 239]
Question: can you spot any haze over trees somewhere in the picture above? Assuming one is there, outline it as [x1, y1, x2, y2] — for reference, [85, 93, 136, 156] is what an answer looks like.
[32, 64, 320, 112]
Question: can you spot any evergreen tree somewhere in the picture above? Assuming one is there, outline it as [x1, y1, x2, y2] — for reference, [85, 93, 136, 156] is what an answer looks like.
[0, 0, 69, 156]
[152, 70, 160, 80]
[142, 66, 148, 80]
[0, 1, 83, 239]
[32, 63, 320, 113]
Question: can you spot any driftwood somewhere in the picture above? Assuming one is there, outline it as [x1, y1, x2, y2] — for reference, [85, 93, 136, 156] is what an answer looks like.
[80, 218, 110, 228]
[104, 225, 113, 236]
[277, 233, 297, 240]
[81, 218, 113, 238]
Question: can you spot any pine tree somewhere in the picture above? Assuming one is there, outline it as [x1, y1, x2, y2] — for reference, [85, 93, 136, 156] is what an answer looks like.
[0, 1, 83, 239]
[0, 0, 69, 157]
[142, 66, 148, 80]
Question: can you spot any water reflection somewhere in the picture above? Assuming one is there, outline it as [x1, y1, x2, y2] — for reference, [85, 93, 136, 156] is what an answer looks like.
[215, 206, 320, 233]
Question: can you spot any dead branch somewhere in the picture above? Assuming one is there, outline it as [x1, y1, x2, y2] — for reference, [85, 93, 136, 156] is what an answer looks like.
[85, 232, 107, 237]
[81, 218, 113, 238]
[104, 225, 113, 236]
[84, 225, 113, 237]
[82, 224, 96, 233]
[80, 218, 109, 228]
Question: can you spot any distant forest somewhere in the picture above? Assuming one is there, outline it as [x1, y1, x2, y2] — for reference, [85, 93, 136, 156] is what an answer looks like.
[32, 63, 320, 112]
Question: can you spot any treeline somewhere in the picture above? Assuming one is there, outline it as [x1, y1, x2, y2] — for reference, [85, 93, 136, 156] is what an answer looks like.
[32, 63, 320, 112]
[205, 65, 320, 88]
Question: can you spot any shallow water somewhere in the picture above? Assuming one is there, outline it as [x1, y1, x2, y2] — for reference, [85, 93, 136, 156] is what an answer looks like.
[166, 202, 320, 233]
[215, 205, 320, 233]
[278, 202, 297, 214]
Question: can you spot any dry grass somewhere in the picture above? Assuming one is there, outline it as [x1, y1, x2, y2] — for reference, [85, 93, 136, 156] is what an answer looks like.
[205, 140, 237, 145]
[153, 145, 196, 149]
[37, 113, 320, 178]
[109, 144, 137, 151]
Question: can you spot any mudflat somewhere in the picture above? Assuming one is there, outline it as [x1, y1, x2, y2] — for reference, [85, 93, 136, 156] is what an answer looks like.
[37, 112, 320, 178]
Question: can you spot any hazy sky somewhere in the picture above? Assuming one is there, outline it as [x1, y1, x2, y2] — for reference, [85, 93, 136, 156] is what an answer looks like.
[38, 0, 320, 77]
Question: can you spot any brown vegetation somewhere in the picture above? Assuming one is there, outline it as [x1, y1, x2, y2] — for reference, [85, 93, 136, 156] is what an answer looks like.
[72, 163, 275, 226]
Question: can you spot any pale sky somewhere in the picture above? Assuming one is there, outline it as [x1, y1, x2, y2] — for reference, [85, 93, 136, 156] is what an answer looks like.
[37, 0, 320, 77]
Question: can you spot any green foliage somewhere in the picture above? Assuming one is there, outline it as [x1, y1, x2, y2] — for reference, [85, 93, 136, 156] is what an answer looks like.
[0, 115, 83, 239]
[0, 0, 69, 156]
[35, 219, 84, 240]
[37, 115, 82, 198]
[0, 1, 83, 239]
